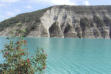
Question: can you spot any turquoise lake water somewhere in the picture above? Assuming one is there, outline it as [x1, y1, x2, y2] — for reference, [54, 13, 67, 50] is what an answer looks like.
[0, 37, 111, 74]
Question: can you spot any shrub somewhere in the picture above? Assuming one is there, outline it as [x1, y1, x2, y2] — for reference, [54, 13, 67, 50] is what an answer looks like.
[0, 30, 47, 74]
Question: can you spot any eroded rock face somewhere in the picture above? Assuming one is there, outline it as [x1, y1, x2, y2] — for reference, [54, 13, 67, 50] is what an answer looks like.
[1, 5, 111, 38]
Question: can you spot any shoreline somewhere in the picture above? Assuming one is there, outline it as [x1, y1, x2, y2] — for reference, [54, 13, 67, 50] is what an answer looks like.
[0, 36, 110, 40]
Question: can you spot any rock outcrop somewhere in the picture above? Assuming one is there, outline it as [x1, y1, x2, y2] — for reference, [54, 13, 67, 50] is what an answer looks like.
[0, 5, 111, 38]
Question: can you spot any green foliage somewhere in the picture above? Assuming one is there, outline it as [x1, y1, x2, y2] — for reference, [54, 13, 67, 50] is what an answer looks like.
[0, 7, 50, 31]
[9, 28, 27, 37]
[0, 31, 47, 74]
[31, 48, 47, 73]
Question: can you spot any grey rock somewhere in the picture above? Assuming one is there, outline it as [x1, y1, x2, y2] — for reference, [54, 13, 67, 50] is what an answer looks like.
[1, 5, 111, 38]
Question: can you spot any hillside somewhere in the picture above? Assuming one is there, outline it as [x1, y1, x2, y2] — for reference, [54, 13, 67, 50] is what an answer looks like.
[0, 5, 111, 38]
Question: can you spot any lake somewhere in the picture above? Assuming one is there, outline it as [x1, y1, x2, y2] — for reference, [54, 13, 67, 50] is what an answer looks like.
[0, 37, 111, 74]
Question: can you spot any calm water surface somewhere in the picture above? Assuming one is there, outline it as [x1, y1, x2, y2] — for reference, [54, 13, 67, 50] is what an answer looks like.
[0, 37, 111, 74]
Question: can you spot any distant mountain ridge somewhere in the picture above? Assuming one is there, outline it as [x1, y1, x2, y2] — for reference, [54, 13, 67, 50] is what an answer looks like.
[0, 5, 111, 38]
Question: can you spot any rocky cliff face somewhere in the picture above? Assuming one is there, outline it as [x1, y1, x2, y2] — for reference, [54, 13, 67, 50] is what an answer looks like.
[0, 5, 111, 38]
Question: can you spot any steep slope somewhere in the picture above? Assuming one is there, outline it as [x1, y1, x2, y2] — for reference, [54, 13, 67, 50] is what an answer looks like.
[0, 5, 111, 38]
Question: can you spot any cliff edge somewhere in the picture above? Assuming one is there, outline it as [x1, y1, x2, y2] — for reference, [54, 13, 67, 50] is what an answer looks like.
[0, 5, 111, 38]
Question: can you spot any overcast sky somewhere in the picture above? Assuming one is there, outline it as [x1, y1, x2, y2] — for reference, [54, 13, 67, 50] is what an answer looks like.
[0, 0, 111, 22]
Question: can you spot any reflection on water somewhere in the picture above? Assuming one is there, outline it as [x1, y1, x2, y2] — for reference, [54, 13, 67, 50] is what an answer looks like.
[0, 37, 111, 74]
